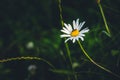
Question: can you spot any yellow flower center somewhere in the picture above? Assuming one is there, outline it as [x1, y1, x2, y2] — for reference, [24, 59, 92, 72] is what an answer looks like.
[71, 29, 79, 37]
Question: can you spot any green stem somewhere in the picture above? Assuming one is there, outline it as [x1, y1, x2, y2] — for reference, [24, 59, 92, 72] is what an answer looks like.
[98, 3, 111, 37]
[58, 0, 64, 27]
[58, 0, 77, 80]
[78, 40, 120, 79]
[65, 43, 78, 80]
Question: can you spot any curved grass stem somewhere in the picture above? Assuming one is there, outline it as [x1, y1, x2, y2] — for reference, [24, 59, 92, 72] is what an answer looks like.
[0, 56, 55, 69]
[78, 40, 120, 79]
[98, 2, 111, 37]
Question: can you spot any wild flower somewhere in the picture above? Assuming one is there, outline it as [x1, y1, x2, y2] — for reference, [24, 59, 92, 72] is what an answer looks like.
[60, 19, 89, 43]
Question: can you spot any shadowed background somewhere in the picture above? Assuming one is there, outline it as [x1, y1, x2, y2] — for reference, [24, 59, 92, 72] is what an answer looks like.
[0, 0, 120, 80]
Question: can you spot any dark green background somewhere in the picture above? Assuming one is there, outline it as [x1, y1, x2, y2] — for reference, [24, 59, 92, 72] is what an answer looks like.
[0, 0, 120, 80]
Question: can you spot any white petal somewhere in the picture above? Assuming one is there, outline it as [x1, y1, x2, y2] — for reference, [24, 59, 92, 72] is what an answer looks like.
[62, 27, 70, 34]
[65, 37, 73, 43]
[79, 36, 84, 41]
[79, 33, 85, 37]
[73, 20, 76, 29]
[72, 38, 76, 43]
[74, 37, 78, 41]
[80, 28, 89, 34]
[68, 24, 73, 32]
[61, 29, 70, 34]
[76, 36, 80, 41]
[65, 39, 70, 43]
[76, 18, 79, 27]
[64, 23, 70, 31]
[78, 21, 85, 30]
[60, 34, 71, 38]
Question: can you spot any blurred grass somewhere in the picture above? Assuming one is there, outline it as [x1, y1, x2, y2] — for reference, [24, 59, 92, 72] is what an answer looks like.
[0, 0, 120, 80]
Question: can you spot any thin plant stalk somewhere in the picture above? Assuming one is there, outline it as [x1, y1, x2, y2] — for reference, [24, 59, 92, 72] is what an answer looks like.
[0, 56, 55, 69]
[98, 2, 111, 37]
[65, 42, 78, 80]
[58, 0, 78, 80]
[78, 40, 120, 79]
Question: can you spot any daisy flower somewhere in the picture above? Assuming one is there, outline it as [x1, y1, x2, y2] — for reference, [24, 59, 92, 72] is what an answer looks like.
[60, 18, 89, 43]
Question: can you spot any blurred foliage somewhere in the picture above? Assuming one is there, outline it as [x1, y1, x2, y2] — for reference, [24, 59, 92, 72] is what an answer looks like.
[0, 0, 120, 80]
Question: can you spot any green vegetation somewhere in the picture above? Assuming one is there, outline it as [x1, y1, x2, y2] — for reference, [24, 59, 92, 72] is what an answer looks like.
[0, 0, 120, 80]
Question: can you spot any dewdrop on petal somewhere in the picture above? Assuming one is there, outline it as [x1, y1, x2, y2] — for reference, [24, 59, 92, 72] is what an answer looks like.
[60, 18, 89, 43]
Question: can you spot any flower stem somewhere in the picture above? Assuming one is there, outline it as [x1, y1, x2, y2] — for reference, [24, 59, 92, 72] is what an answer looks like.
[58, 0, 78, 80]
[98, 2, 111, 37]
[65, 43, 78, 80]
[77, 40, 120, 79]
